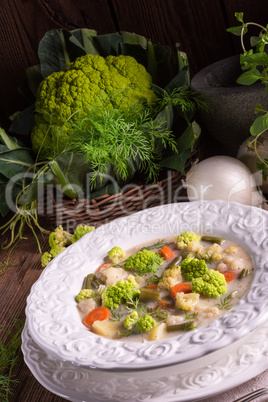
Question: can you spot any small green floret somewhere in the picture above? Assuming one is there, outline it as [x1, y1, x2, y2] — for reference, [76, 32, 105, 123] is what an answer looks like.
[101, 275, 140, 309]
[136, 315, 156, 333]
[76, 288, 93, 302]
[124, 249, 163, 274]
[181, 257, 208, 281]
[191, 269, 227, 298]
[107, 246, 126, 263]
[71, 224, 95, 243]
[50, 245, 66, 257]
[175, 231, 201, 249]
[123, 311, 139, 330]
[41, 252, 53, 268]
[49, 225, 72, 248]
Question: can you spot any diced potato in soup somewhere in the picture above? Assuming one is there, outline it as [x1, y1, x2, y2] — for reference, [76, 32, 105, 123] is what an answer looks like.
[76, 232, 253, 342]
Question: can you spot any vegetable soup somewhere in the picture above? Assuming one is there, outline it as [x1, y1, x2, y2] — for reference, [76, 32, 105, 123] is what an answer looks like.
[76, 232, 253, 342]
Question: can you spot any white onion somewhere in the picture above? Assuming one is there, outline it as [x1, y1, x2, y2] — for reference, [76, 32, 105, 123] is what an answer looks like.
[185, 155, 264, 207]
[237, 132, 268, 192]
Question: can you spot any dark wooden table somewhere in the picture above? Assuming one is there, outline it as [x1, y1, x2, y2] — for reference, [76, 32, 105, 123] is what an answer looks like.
[0, 214, 67, 401]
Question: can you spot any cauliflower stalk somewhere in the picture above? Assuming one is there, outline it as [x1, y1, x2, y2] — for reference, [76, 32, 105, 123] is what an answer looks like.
[124, 249, 163, 274]
[71, 224, 95, 243]
[191, 269, 227, 298]
[107, 246, 126, 264]
[101, 275, 140, 309]
[175, 231, 201, 249]
[181, 257, 208, 281]
[31, 54, 157, 157]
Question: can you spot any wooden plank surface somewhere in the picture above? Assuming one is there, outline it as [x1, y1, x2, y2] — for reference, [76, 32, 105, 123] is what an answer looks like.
[0, 215, 67, 401]
[111, 0, 235, 77]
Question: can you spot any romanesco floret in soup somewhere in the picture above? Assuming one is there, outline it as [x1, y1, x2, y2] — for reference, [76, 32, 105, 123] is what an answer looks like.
[175, 231, 201, 249]
[124, 249, 163, 274]
[107, 246, 126, 264]
[181, 257, 208, 281]
[101, 275, 140, 309]
[191, 269, 227, 298]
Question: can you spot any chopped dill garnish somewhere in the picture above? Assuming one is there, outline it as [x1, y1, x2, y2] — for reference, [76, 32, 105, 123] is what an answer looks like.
[216, 294, 233, 310]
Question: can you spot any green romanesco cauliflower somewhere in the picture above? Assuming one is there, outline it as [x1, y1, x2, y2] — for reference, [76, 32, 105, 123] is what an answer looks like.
[41, 252, 53, 268]
[123, 311, 139, 330]
[50, 245, 66, 257]
[107, 246, 126, 264]
[49, 225, 72, 249]
[76, 288, 94, 302]
[101, 275, 140, 309]
[71, 224, 95, 243]
[136, 315, 156, 333]
[31, 53, 157, 157]
[175, 231, 201, 249]
[191, 269, 227, 298]
[124, 249, 163, 275]
[41, 245, 66, 267]
[181, 257, 208, 281]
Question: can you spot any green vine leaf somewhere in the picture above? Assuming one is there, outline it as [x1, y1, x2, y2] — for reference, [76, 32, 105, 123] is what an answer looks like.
[236, 69, 262, 85]
[250, 113, 268, 136]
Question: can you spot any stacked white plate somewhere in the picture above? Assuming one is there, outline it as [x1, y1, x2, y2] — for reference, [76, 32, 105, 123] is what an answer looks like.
[22, 200, 268, 401]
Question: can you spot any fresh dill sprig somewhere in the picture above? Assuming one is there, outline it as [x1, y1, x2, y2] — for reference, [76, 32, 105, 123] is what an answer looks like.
[184, 311, 198, 321]
[141, 239, 168, 251]
[184, 320, 199, 330]
[126, 297, 168, 321]
[0, 318, 24, 402]
[145, 274, 162, 284]
[61, 107, 177, 187]
[216, 294, 233, 310]
[159, 87, 211, 113]
[110, 310, 124, 322]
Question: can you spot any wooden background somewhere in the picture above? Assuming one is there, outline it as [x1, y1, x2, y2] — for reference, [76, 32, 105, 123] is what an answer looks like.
[1, 0, 268, 132]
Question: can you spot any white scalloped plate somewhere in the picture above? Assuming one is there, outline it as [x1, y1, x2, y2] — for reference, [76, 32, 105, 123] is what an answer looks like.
[25, 200, 268, 371]
[22, 318, 268, 402]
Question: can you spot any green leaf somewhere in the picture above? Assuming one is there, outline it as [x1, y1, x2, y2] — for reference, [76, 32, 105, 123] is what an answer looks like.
[0, 148, 34, 180]
[0, 176, 21, 217]
[236, 69, 263, 85]
[24, 65, 43, 98]
[17, 171, 52, 205]
[250, 113, 268, 136]
[77, 28, 98, 54]
[49, 153, 111, 198]
[8, 104, 35, 135]
[0, 128, 20, 150]
[254, 103, 265, 114]
[159, 121, 200, 173]
[240, 52, 268, 68]
[235, 12, 244, 23]
[38, 29, 86, 77]
[226, 26, 244, 36]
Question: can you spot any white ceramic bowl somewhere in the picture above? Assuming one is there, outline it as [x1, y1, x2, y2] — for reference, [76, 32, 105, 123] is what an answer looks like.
[26, 200, 268, 371]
